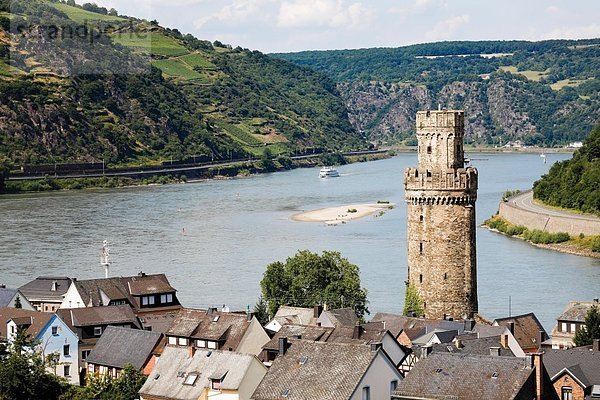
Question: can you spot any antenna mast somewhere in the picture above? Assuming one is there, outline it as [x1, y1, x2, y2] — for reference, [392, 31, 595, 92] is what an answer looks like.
[100, 240, 111, 278]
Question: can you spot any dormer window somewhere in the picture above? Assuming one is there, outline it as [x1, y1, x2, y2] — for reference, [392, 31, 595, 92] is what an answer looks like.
[211, 379, 222, 390]
[160, 293, 173, 304]
[94, 326, 103, 336]
[142, 296, 155, 306]
[209, 371, 227, 390]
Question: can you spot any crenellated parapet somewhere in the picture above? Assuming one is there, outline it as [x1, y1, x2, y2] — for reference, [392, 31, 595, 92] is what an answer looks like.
[404, 167, 478, 193]
[405, 194, 476, 206]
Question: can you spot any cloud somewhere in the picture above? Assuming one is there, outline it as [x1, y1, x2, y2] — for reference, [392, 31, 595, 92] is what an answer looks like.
[194, 0, 276, 28]
[425, 14, 470, 41]
[545, 5, 560, 14]
[538, 23, 600, 40]
[277, 0, 373, 29]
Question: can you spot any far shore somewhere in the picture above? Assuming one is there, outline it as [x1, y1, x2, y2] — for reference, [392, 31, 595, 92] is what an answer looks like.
[292, 203, 394, 225]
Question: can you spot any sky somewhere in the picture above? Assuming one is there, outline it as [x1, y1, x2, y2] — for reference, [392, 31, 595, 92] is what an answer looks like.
[91, 0, 600, 53]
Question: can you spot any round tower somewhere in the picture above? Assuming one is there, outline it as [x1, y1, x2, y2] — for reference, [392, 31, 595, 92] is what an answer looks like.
[404, 110, 478, 320]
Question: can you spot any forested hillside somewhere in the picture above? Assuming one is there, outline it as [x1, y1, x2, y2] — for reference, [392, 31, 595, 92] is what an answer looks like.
[0, 0, 364, 167]
[533, 124, 600, 215]
[274, 40, 600, 146]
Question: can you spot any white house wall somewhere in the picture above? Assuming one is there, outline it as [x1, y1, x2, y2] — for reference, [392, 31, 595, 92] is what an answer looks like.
[350, 351, 403, 400]
[7, 292, 35, 310]
[238, 357, 268, 400]
[382, 333, 406, 367]
[60, 284, 86, 309]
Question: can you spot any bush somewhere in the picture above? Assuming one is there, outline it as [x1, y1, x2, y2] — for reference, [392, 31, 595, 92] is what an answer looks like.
[591, 237, 600, 252]
[505, 225, 527, 236]
[523, 229, 570, 244]
[347, 208, 357, 213]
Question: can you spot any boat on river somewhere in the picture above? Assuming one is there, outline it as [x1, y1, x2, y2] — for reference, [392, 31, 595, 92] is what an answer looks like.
[319, 166, 340, 178]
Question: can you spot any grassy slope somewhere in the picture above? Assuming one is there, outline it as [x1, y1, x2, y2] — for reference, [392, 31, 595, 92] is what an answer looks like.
[50, 3, 125, 23]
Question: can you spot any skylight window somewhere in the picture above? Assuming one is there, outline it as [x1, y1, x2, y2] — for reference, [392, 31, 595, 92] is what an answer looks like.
[184, 373, 198, 386]
[213, 315, 220, 322]
[491, 372, 499, 379]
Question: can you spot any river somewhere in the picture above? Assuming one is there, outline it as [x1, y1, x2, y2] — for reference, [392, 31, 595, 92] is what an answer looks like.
[0, 152, 598, 331]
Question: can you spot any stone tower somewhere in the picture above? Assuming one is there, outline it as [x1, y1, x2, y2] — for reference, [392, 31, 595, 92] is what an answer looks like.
[404, 110, 478, 320]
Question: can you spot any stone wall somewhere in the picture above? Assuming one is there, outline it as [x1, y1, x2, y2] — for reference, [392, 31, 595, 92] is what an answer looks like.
[498, 201, 600, 237]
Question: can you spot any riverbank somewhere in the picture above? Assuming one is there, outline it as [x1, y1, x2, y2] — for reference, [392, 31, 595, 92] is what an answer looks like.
[292, 203, 395, 225]
[482, 216, 600, 259]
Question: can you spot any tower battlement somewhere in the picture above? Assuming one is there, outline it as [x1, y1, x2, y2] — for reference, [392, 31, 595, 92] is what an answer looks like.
[404, 167, 478, 192]
[404, 109, 478, 320]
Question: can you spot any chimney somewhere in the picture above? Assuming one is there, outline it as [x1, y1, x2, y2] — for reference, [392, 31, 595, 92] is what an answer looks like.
[593, 339, 600, 352]
[536, 330, 547, 349]
[352, 325, 362, 340]
[279, 337, 289, 356]
[370, 343, 382, 352]
[188, 344, 196, 359]
[489, 346, 501, 356]
[314, 305, 323, 318]
[421, 345, 432, 359]
[0, 284, 5, 289]
[454, 338, 463, 349]
[464, 319, 476, 331]
[501, 334, 509, 349]
[507, 321, 515, 335]
[532, 352, 544, 400]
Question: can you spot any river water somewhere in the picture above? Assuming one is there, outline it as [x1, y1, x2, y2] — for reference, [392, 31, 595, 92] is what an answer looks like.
[1, 152, 598, 331]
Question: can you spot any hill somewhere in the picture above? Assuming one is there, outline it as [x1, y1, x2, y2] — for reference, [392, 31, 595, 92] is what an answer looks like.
[0, 0, 365, 168]
[273, 40, 600, 146]
[533, 124, 600, 215]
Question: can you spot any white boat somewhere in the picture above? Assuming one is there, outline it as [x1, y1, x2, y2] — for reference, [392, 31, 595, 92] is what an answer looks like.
[319, 166, 340, 178]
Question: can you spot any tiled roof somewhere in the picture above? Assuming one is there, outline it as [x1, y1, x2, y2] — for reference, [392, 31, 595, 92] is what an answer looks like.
[0, 288, 17, 307]
[71, 273, 176, 309]
[166, 308, 251, 351]
[494, 313, 547, 350]
[252, 340, 379, 400]
[0, 307, 53, 339]
[138, 311, 178, 334]
[370, 312, 471, 338]
[18, 277, 71, 302]
[139, 347, 264, 398]
[86, 326, 162, 369]
[273, 306, 318, 327]
[544, 348, 600, 387]
[322, 308, 358, 327]
[393, 353, 534, 400]
[430, 335, 515, 357]
[558, 301, 598, 322]
[263, 324, 334, 350]
[57, 305, 139, 327]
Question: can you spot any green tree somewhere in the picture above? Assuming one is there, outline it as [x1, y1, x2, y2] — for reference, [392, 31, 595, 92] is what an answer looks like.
[574, 305, 600, 347]
[0, 155, 9, 194]
[403, 283, 424, 317]
[73, 363, 146, 400]
[13, 295, 22, 309]
[260, 250, 369, 319]
[260, 147, 276, 171]
[0, 327, 69, 400]
[253, 296, 270, 326]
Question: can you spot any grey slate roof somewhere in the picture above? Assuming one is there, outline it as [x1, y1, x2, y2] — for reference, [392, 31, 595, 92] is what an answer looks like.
[412, 329, 459, 345]
[393, 353, 536, 400]
[370, 312, 470, 338]
[252, 340, 381, 400]
[263, 324, 333, 350]
[558, 301, 598, 322]
[322, 308, 358, 327]
[166, 308, 251, 351]
[544, 348, 600, 387]
[18, 276, 71, 302]
[0, 288, 18, 307]
[430, 335, 515, 357]
[139, 346, 264, 399]
[86, 326, 162, 369]
[57, 305, 139, 327]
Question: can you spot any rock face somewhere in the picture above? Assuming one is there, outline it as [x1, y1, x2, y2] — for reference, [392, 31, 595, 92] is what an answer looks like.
[339, 77, 560, 146]
[404, 110, 478, 320]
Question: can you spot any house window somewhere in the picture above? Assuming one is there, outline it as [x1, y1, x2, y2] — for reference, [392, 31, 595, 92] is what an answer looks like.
[561, 322, 567, 332]
[207, 341, 217, 349]
[142, 296, 155, 306]
[570, 323, 576, 332]
[183, 373, 198, 386]
[63, 344, 70, 356]
[196, 340, 207, 348]
[160, 293, 173, 304]
[390, 380, 398, 394]
[81, 350, 91, 360]
[561, 386, 572, 400]
[94, 326, 103, 336]
[178, 337, 188, 346]
[64, 365, 70, 377]
[211, 379, 222, 390]
[168, 336, 177, 345]
[362, 386, 370, 400]
[51, 326, 58, 335]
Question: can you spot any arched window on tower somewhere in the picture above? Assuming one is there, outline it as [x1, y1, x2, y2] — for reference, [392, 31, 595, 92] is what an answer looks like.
[419, 215, 424, 222]
[443, 273, 447, 280]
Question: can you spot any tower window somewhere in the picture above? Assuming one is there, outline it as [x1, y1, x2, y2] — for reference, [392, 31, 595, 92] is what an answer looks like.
[427, 146, 432, 154]
[426, 170, 432, 178]
[444, 273, 447, 280]
[419, 215, 423, 222]
[419, 274, 423, 283]
[419, 242, 423, 253]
